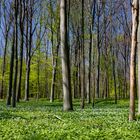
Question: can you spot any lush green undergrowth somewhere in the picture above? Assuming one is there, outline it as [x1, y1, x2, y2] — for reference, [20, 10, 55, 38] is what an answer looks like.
[0, 99, 140, 140]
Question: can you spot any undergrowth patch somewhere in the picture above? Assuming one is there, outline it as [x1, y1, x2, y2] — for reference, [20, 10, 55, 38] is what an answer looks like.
[0, 99, 139, 140]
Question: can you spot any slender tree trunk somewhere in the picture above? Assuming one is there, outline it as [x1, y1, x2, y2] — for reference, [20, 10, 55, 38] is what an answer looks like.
[60, 0, 73, 111]
[7, 30, 15, 106]
[50, 0, 55, 102]
[137, 0, 140, 114]
[112, 55, 117, 104]
[50, 44, 59, 102]
[96, 2, 100, 98]
[124, 38, 128, 98]
[17, 0, 25, 102]
[12, 0, 19, 107]
[50, 21, 60, 102]
[103, 0, 108, 100]
[78, 39, 81, 99]
[45, 39, 49, 98]
[24, 0, 29, 101]
[25, 0, 33, 101]
[129, 0, 139, 121]
[91, 0, 96, 107]
[50, 59, 55, 102]
[73, 36, 78, 98]
[17, 34, 24, 102]
[81, 0, 85, 109]
[96, 45, 100, 98]
[37, 52, 40, 99]
[25, 58, 30, 101]
[53, 43, 59, 98]
[87, 27, 92, 104]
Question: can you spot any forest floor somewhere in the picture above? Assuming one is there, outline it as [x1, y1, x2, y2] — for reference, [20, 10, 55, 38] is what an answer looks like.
[0, 99, 140, 140]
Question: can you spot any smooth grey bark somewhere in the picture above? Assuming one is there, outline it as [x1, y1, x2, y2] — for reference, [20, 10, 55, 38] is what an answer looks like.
[78, 41, 81, 99]
[25, 57, 30, 101]
[129, 0, 139, 121]
[124, 38, 128, 98]
[96, 2, 100, 98]
[87, 0, 96, 104]
[103, 0, 108, 99]
[24, 0, 29, 101]
[50, 0, 55, 102]
[91, 0, 96, 107]
[112, 52, 117, 104]
[45, 39, 49, 98]
[60, 0, 73, 111]
[73, 33, 79, 99]
[17, 0, 25, 102]
[50, 41, 60, 102]
[138, 0, 140, 114]
[12, 0, 19, 107]
[81, 0, 85, 109]
[7, 30, 15, 106]
[110, 1, 117, 104]
[25, 0, 33, 101]
[87, 27, 92, 104]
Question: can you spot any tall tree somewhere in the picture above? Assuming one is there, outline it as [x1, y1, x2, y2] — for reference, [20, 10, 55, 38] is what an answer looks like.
[138, 0, 140, 114]
[96, 0, 101, 98]
[12, 0, 19, 107]
[81, 0, 85, 109]
[129, 0, 139, 121]
[24, 0, 36, 101]
[50, 0, 55, 102]
[87, 0, 96, 103]
[60, 0, 73, 111]
[7, 27, 15, 106]
[24, 0, 29, 101]
[17, 0, 25, 102]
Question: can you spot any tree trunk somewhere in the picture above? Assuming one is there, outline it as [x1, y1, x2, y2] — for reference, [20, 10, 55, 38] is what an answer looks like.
[96, 2, 100, 98]
[45, 39, 49, 98]
[7, 30, 15, 106]
[17, 0, 25, 102]
[87, 27, 92, 104]
[60, 0, 73, 111]
[37, 55, 40, 99]
[50, 45, 59, 102]
[24, 0, 29, 101]
[73, 35, 78, 99]
[25, 0, 33, 101]
[91, 0, 96, 107]
[81, 0, 85, 109]
[12, 0, 19, 107]
[50, 1, 55, 102]
[78, 39, 81, 99]
[25, 58, 30, 101]
[112, 56, 117, 104]
[129, 0, 139, 121]
[137, 0, 140, 114]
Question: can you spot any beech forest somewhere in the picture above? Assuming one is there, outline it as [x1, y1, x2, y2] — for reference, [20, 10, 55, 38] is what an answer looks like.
[0, 0, 140, 139]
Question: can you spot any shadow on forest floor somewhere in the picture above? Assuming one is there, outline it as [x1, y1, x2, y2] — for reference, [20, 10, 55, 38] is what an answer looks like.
[94, 99, 129, 109]
[0, 111, 27, 120]
[19, 99, 81, 108]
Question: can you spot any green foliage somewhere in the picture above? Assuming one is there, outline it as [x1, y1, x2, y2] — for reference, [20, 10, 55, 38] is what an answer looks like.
[0, 100, 140, 140]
